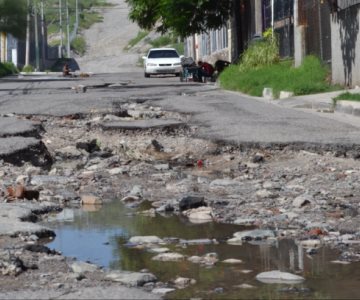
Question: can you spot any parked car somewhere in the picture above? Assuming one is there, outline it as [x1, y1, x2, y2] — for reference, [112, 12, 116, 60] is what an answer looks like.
[142, 48, 183, 78]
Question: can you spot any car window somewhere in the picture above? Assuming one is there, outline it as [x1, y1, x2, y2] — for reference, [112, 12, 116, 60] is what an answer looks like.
[148, 50, 179, 59]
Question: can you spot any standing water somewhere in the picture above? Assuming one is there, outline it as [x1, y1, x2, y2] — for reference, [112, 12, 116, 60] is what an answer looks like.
[45, 201, 360, 299]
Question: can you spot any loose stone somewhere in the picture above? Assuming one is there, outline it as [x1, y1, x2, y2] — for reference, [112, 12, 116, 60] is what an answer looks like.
[256, 270, 305, 284]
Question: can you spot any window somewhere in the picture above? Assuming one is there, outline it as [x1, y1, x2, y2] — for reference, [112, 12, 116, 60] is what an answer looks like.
[148, 50, 179, 58]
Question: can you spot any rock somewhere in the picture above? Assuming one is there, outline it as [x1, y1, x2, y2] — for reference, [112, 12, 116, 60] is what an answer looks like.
[0, 252, 27, 276]
[179, 195, 206, 211]
[331, 260, 351, 265]
[299, 239, 321, 249]
[292, 194, 312, 208]
[151, 288, 175, 295]
[222, 258, 243, 264]
[30, 175, 73, 186]
[154, 164, 170, 171]
[183, 207, 213, 223]
[81, 194, 103, 205]
[128, 236, 164, 245]
[209, 179, 240, 188]
[105, 271, 157, 287]
[147, 248, 170, 254]
[256, 270, 305, 284]
[155, 204, 174, 213]
[56, 146, 82, 158]
[279, 91, 294, 99]
[181, 239, 213, 245]
[14, 184, 25, 199]
[121, 195, 140, 203]
[188, 256, 203, 264]
[233, 218, 256, 225]
[213, 287, 224, 294]
[76, 139, 100, 153]
[227, 229, 275, 244]
[235, 283, 255, 289]
[80, 171, 95, 179]
[23, 190, 40, 200]
[108, 167, 126, 175]
[70, 261, 98, 273]
[262, 87, 273, 100]
[24, 244, 58, 255]
[72, 84, 87, 93]
[338, 217, 360, 234]
[138, 208, 156, 217]
[188, 253, 218, 265]
[256, 189, 276, 199]
[174, 277, 196, 289]
[152, 252, 185, 262]
[149, 140, 164, 152]
[129, 185, 143, 198]
[252, 153, 264, 163]
[16, 175, 28, 185]
[25, 166, 41, 176]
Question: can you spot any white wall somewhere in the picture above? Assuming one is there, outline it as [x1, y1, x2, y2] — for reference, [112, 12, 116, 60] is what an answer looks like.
[331, 4, 360, 87]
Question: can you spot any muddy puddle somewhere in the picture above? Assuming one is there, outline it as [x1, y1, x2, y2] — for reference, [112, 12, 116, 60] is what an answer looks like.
[44, 200, 360, 299]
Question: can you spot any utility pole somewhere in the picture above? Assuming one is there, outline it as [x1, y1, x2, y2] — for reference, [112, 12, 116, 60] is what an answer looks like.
[34, 3, 40, 71]
[59, 0, 63, 58]
[76, 0, 79, 27]
[66, 0, 70, 58]
[41, 0, 46, 70]
[271, 0, 274, 33]
[25, 0, 31, 66]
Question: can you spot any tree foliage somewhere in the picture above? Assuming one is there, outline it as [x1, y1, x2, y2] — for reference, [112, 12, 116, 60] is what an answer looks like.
[125, 0, 233, 38]
[0, 0, 27, 38]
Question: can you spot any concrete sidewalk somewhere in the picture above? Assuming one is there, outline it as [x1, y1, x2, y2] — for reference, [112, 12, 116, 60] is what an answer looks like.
[274, 88, 360, 116]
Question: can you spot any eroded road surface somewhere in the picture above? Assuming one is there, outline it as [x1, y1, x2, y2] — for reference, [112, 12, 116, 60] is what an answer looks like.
[1, 73, 360, 299]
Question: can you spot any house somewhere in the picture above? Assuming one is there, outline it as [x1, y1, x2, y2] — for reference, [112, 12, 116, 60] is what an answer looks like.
[186, 0, 360, 88]
[0, 11, 54, 71]
[184, 0, 294, 64]
[0, 32, 25, 68]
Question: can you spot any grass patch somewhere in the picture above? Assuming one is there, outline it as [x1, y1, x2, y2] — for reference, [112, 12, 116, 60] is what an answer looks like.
[125, 31, 149, 50]
[71, 36, 87, 56]
[220, 56, 339, 98]
[0, 62, 18, 76]
[49, 39, 61, 47]
[47, 23, 58, 36]
[333, 92, 360, 102]
[79, 11, 103, 30]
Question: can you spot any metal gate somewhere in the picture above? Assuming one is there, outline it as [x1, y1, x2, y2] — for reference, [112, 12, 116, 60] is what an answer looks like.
[298, 0, 332, 63]
[274, 0, 294, 58]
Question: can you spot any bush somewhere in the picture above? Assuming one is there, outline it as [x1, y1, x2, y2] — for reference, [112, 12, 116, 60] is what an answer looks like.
[4, 62, 18, 74]
[22, 64, 35, 73]
[0, 62, 18, 76]
[71, 36, 87, 56]
[239, 28, 279, 72]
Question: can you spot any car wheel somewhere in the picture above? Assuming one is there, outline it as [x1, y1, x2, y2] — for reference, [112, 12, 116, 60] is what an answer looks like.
[144, 73, 150, 78]
[175, 72, 181, 77]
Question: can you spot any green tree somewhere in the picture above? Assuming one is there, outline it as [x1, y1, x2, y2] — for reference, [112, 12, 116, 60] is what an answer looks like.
[0, 0, 27, 38]
[125, 0, 232, 38]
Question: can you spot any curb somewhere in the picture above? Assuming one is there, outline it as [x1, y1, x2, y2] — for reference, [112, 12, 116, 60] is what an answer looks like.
[335, 100, 360, 117]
